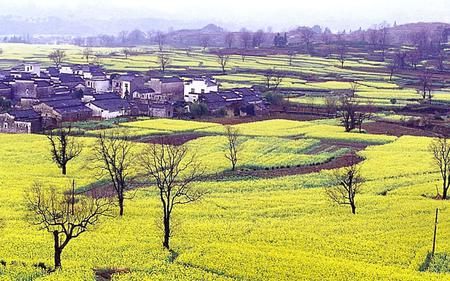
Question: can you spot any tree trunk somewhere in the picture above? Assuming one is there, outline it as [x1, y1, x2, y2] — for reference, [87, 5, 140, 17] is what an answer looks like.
[118, 195, 124, 216]
[443, 184, 448, 200]
[62, 164, 67, 175]
[53, 231, 62, 269]
[350, 203, 356, 214]
[163, 216, 170, 250]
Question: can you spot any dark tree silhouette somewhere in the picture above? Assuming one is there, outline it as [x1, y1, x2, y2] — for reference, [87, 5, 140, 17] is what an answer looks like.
[139, 141, 205, 250]
[25, 181, 113, 269]
[47, 126, 82, 175]
[48, 49, 66, 68]
[225, 32, 234, 48]
[92, 132, 135, 216]
[216, 53, 230, 74]
[326, 163, 364, 214]
[429, 136, 450, 199]
[224, 126, 241, 171]
[158, 52, 171, 73]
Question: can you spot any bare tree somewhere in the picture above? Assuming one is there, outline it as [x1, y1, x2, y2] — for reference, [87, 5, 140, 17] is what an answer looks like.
[429, 136, 450, 199]
[338, 95, 358, 132]
[436, 50, 447, 72]
[200, 36, 210, 51]
[378, 27, 389, 61]
[263, 69, 284, 91]
[118, 31, 128, 45]
[419, 68, 433, 100]
[47, 126, 82, 175]
[82, 47, 94, 63]
[224, 126, 241, 171]
[337, 41, 346, 68]
[216, 53, 230, 74]
[25, 181, 113, 269]
[240, 29, 252, 49]
[288, 50, 296, 66]
[355, 109, 373, 133]
[138, 141, 205, 250]
[349, 81, 360, 97]
[155, 31, 166, 52]
[387, 58, 397, 81]
[407, 50, 421, 70]
[225, 32, 234, 48]
[325, 163, 364, 214]
[299, 27, 315, 54]
[122, 48, 132, 59]
[252, 29, 265, 48]
[157, 52, 171, 73]
[48, 49, 66, 68]
[92, 132, 135, 216]
[325, 96, 339, 116]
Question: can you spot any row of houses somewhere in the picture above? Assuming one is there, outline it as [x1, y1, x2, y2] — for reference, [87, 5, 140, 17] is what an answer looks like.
[0, 62, 266, 134]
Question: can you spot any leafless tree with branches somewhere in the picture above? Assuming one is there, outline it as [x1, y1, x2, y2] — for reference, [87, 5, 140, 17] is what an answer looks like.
[48, 49, 66, 68]
[157, 52, 171, 73]
[25, 181, 113, 269]
[216, 53, 230, 74]
[429, 136, 450, 199]
[82, 47, 94, 63]
[92, 132, 135, 216]
[263, 68, 284, 91]
[225, 32, 234, 48]
[325, 163, 364, 214]
[224, 126, 241, 171]
[138, 140, 205, 250]
[47, 126, 82, 175]
[155, 31, 166, 52]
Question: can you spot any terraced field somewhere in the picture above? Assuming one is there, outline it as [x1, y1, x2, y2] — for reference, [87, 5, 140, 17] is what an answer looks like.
[0, 118, 449, 280]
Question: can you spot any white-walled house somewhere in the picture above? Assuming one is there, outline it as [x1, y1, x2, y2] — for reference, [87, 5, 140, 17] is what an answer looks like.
[183, 77, 218, 102]
[23, 62, 41, 77]
[86, 99, 132, 119]
[86, 77, 110, 93]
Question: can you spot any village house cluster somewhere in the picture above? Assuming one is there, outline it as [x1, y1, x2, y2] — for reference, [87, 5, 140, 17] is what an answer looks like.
[0, 62, 266, 133]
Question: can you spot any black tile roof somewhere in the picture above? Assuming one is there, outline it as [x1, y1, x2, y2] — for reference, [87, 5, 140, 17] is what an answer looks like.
[90, 99, 131, 112]
[9, 109, 40, 120]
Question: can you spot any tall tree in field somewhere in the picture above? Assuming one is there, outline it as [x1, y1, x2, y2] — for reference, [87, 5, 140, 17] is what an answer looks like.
[337, 41, 347, 68]
[82, 47, 94, 63]
[25, 181, 113, 269]
[224, 126, 241, 171]
[338, 95, 358, 132]
[47, 126, 82, 175]
[326, 163, 364, 214]
[216, 53, 230, 74]
[288, 50, 296, 66]
[252, 29, 265, 48]
[419, 68, 433, 100]
[429, 136, 450, 199]
[225, 32, 234, 48]
[122, 48, 132, 59]
[299, 27, 315, 54]
[155, 31, 166, 52]
[92, 132, 135, 216]
[157, 52, 171, 73]
[139, 141, 205, 250]
[48, 49, 66, 68]
[240, 28, 252, 49]
[200, 36, 210, 51]
[263, 68, 284, 91]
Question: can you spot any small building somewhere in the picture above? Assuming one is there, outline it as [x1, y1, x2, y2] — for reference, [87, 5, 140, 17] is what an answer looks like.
[148, 77, 184, 101]
[33, 98, 92, 123]
[111, 74, 145, 99]
[134, 102, 174, 118]
[0, 109, 42, 134]
[23, 62, 41, 77]
[86, 98, 133, 119]
[132, 87, 157, 101]
[0, 83, 12, 100]
[184, 77, 218, 102]
[86, 77, 110, 93]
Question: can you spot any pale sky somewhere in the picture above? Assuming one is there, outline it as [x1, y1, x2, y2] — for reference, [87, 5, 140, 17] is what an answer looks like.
[1, 0, 450, 31]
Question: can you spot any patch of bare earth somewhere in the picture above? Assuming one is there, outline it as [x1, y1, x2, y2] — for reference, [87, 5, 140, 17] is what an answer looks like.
[362, 121, 435, 137]
[135, 133, 206, 145]
[94, 268, 130, 281]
